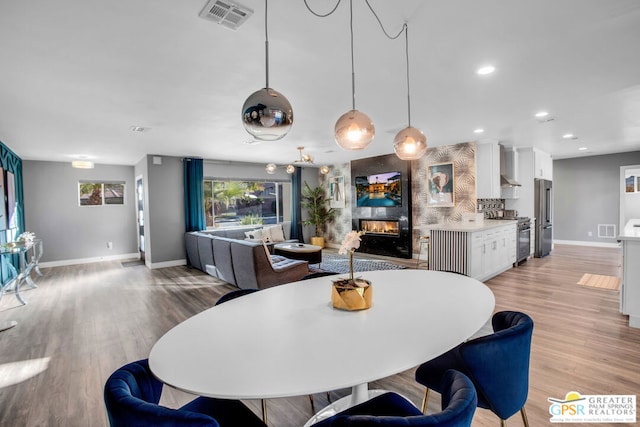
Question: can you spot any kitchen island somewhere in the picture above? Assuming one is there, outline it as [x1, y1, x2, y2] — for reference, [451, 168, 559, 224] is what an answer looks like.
[619, 219, 640, 328]
[425, 220, 517, 281]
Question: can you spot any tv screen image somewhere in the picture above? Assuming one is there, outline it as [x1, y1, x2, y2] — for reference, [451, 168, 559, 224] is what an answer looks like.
[355, 172, 402, 207]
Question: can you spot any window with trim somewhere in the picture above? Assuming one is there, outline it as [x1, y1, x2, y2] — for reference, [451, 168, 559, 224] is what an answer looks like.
[79, 181, 125, 206]
[203, 180, 290, 228]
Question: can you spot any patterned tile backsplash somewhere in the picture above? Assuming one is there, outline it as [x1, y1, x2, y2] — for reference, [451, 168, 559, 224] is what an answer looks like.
[477, 198, 505, 218]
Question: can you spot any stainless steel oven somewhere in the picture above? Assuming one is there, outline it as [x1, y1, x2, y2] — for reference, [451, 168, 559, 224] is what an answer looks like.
[517, 218, 531, 264]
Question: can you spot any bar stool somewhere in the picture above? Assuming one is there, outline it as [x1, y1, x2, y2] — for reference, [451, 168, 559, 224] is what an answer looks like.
[416, 235, 430, 269]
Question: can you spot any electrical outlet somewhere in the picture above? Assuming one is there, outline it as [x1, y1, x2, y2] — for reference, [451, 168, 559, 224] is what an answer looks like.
[587, 231, 593, 237]
[107, 241, 113, 249]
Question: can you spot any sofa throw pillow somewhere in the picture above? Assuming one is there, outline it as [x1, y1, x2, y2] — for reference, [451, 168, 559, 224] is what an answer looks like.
[245, 228, 265, 241]
[264, 225, 285, 242]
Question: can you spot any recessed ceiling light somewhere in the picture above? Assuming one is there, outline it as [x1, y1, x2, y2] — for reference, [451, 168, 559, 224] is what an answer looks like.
[578, 147, 588, 151]
[562, 133, 577, 140]
[535, 111, 549, 118]
[130, 126, 150, 132]
[476, 65, 495, 75]
[474, 128, 484, 134]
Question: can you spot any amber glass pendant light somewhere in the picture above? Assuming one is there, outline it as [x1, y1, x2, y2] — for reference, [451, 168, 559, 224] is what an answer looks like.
[334, 0, 375, 150]
[394, 25, 427, 160]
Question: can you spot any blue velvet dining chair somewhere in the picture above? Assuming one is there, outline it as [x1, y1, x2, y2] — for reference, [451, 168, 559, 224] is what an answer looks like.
[215, 288, 259, 305]
[312, 369, 477, 426]
[415, 311, 534, 427]
[103, 359, 266, 427]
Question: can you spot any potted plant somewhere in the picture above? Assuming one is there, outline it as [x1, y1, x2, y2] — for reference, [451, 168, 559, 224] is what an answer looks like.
[301, 181, 336, 248]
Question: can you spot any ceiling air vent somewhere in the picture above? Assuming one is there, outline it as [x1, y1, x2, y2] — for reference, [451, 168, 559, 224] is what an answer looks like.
[198, 0, 253, 31]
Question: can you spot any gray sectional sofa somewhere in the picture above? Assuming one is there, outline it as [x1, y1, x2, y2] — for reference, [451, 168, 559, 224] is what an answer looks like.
[185, 223, 309, 289]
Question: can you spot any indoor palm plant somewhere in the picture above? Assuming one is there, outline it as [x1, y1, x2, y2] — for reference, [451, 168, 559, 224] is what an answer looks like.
[301, 181, 336, 248]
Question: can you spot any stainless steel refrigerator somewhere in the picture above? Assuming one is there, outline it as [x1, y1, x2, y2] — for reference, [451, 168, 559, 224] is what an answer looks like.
[534, 178, 553, 257]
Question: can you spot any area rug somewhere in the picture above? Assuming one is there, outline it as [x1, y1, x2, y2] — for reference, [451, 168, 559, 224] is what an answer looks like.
[577, 273, 620, 290]
[313, 253, 406, 275]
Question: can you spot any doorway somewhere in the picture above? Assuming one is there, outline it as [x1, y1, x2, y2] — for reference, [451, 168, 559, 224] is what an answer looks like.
[136, 176, 145, 262]
[619, 165, 640, 233]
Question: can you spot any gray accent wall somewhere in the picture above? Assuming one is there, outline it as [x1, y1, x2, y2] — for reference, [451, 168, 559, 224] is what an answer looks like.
[554, 151, 640, 243]
[143, 155, 185, 265]
[22, 161, 137, 263]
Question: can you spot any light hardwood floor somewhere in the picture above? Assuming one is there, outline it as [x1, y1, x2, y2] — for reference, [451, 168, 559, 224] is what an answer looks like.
[1, 245, 638, 426]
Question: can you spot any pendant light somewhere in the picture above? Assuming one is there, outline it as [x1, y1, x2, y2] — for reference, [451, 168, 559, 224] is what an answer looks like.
[394, 24, 427, 160]
[242, 0, 293, 141]
[334, 0, 375, 150]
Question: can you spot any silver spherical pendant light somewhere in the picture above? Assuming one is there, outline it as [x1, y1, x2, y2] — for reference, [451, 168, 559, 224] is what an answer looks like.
[242, 0, 293, 141]
[242, 88, 293, 141]
[334, 0, 374, 150]
[394, 25, 427, 160]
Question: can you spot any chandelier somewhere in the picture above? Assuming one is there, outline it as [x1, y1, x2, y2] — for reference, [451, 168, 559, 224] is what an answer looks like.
[265, 147, 329, 175]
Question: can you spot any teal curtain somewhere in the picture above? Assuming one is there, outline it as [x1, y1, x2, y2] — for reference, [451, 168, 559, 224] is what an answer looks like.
[183, 158, 205, 232]
[290, 167, 303, 241]
[0, 141, 24, 285]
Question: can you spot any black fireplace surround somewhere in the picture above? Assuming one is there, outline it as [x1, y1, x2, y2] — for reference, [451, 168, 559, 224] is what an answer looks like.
[351, 154, 412, 258]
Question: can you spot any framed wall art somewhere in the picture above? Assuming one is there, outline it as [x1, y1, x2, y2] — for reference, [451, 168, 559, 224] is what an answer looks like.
[427, 162, 455, 207]
[0, 168, 6, 230]
[329, 175, 345, 208]
[6, 171, 16, 229]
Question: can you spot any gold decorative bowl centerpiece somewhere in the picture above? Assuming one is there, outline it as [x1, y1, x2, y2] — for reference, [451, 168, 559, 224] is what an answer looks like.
[331, 231, 372, 311]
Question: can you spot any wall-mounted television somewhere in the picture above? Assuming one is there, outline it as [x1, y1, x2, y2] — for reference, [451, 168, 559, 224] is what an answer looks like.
[355, 171, 402, 207]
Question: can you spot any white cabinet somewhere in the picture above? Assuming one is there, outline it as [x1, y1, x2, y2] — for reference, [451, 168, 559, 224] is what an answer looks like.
[507, 226, 517, 264]
[620, 229, 640, 328]
[534, 149, 553, 180]
[468, 223, 517, 281]
[470, 232, 484, 279]
[476, 141, 501, 198]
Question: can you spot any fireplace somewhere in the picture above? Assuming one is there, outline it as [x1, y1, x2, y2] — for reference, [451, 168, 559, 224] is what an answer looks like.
[360, 219, 399, 236]
[351, 154, 412, 259]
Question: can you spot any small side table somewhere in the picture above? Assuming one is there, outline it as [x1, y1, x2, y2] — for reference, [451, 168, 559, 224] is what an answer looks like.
[1, 239, 41, 305]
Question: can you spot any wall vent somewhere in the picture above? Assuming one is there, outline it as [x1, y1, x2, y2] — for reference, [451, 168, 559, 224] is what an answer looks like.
[598, 224, 616, 238]
[198, 0, 253, 30]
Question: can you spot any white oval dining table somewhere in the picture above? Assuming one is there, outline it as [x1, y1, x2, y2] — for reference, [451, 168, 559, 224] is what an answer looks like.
[149, 269, 495, 421]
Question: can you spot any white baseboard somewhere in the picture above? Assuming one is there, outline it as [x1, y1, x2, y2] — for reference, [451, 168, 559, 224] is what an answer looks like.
[554, 240, 621, 248]
[148, 259, 187, 269]
[39, 252, 140, 268]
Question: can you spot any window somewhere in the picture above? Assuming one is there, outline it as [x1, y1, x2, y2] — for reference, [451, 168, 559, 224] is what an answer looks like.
[79, 182, 125, 206]
[204, 180, 290, 228]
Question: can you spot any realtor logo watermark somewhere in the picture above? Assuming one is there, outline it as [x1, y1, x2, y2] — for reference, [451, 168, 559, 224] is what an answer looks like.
[549, 391, 636, 423]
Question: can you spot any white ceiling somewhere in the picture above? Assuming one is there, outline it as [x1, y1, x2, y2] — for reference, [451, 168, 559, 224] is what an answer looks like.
[2, 0, 640, 167]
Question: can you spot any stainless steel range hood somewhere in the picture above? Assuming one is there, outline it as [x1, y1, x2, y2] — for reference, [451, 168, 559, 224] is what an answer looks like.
[501, 174, 521, 187]
[500, 145, 521, 187]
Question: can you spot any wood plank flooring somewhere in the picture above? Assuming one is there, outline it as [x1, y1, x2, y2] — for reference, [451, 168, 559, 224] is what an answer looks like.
[1, 245, 638, 426]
